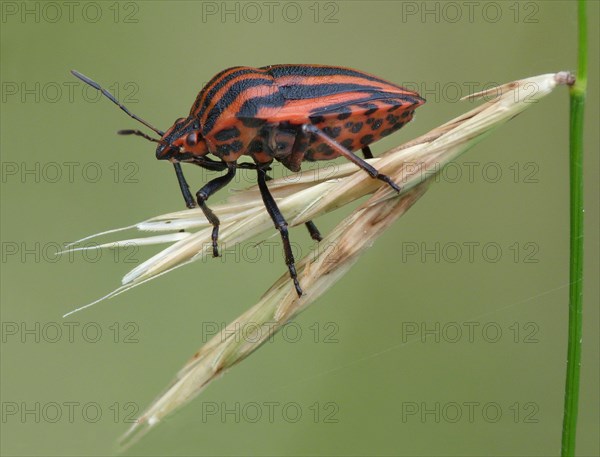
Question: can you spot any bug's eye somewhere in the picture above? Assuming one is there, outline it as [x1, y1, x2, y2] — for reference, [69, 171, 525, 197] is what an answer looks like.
[276, 142, 287, 151]
[186, 132, 198, 146]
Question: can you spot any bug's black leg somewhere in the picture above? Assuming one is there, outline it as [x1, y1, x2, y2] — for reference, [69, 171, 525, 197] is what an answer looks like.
[192, 157, 272, 174]
[256, 167, 303, 297]
[173, 163, 196, 209]
[302, 124, 401, 193]
[304, 221, 323, 241]
[196, 163, 237, 257]
[191, 156, 228, 171]
[362, 146, 374, 159]
[239, 162, 271, 172]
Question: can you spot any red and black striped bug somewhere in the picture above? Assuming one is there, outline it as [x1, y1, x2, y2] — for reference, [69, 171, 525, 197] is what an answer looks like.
[72, 65, 425, 297]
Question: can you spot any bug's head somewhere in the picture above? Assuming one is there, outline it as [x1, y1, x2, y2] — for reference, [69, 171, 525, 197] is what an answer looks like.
[155, 117, 208, 161]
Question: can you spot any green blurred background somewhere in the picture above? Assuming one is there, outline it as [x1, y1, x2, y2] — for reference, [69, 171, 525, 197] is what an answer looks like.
[1, 1, 598, 455]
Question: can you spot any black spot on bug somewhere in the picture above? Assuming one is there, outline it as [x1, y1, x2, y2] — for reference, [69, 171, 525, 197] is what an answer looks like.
[365, 118, 374, 124]
[310, 115, 326, 124]
[337, 109, 352, 120]
[248, 139, 264, 154]
[371, 119, 383, 130]
[380, 128, 395, 137]
[317, 143, 334, 155]
[217, 144, 233, 155]
[240, 117, 267, 128]
[277, 120, 296, 130]
[216, 141, 243, 155]
[386, 114, 400, 124]
[358, 102, 378, 114]
[296, 140, 309, 152]
[323, 126, 341, 139]
[295, 140, 308, 152]
[392, 121, 406, 130]
[387, 104, 402, 112]
[340, 138, 354, 149]
[345, 121, 353, 128]
[360, 134, 374, 145]
[230, 140, 243, 152]
[214, 126, 240, 141]
[401, 110, 412, 119]
[350, 122, 363, 133]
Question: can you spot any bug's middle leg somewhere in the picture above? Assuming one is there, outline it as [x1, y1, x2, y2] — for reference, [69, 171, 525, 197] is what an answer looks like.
[304, 220, 322, 241]
[256, 167, 320, 241]
[256, 167, 303, 297]
[196, 162, 237, 257]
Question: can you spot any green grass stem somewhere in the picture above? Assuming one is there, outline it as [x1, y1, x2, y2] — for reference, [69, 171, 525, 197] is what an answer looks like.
[561, 1, 587, 455]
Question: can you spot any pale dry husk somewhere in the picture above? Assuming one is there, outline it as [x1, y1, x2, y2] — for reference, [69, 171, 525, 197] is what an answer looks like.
[61, 73, 573, 448]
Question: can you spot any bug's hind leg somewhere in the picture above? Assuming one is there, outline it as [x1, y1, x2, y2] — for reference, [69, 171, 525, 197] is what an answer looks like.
[256, 167, 303, 297]
[302, 124, 400, 192]
[196, 162, 237, 257]
[300, 146, 372, 242]
[304, 221, 322, 241]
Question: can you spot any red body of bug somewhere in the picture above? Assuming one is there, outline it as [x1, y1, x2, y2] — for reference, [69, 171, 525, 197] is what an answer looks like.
[72, 65, 425, 297]
[157, 64, 424, 172]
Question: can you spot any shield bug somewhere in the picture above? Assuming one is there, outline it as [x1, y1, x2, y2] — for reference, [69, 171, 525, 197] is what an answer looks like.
[72, 65, 425, 296]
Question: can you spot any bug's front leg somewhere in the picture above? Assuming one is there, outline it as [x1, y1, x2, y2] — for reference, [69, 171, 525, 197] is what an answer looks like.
[302, 124, 401, 193]
[256, 166, 303, 297]
[196, 162, 237, 257]
[173, 163, 196, 209]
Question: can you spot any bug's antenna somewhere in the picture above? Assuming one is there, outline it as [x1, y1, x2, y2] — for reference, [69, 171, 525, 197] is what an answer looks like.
[71, 70, 165, 136]
[118, 129, 164, 144]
